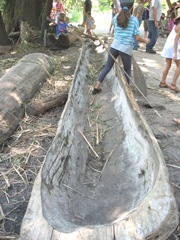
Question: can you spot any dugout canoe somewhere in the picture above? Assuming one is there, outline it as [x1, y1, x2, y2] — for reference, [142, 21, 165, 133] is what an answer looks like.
[0, 53, 55, 145]
[20, 41, 178, 240]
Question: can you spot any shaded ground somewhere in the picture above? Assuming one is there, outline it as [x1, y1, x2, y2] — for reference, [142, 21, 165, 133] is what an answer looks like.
[0, 33, 179, 239]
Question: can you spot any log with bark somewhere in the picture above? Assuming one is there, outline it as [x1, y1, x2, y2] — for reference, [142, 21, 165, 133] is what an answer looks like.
[20, 42, 178, 240]
[0, 53, 55, 145]
[47, 32, 78, 48]
[26, 91, 69, 116]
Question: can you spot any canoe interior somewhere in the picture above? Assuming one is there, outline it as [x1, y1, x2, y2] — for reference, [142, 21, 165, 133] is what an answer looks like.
[41, 42, 169, 233]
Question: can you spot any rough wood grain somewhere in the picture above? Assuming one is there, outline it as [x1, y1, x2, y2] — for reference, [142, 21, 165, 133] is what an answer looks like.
[26, 91, 68, 116]
[0, 53, 55, 145]
[47, 33, 77, 48]
[20, 42, 178, 240]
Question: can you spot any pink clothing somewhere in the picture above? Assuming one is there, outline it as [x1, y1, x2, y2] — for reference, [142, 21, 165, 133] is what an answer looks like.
[56, 3, 63, 12]
[168, 19, 174, 32]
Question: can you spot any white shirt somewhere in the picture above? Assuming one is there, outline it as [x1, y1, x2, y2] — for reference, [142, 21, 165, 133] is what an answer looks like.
[149, 0, 162, 21]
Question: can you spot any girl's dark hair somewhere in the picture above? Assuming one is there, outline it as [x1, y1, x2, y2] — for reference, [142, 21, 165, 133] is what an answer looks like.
[174, 17, 180, 25]
[117, 3, 133, 28]
[174, 7, 180, 24]
[59, 13, 65, 21]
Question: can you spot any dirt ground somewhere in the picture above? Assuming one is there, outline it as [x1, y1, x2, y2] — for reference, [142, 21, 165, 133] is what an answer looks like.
[0, 32, 179, 240]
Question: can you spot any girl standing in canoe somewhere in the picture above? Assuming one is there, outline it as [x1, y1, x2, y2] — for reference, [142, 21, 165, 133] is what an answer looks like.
[92, 0, 149, 95]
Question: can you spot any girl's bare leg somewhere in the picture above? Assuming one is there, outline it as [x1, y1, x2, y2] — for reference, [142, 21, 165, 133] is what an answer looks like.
[171, 59, 180, 86]
[160, 58, 172, 85]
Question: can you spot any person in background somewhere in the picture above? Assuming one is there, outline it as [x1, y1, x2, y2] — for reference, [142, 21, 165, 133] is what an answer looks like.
[143, 1, 150, 37]
[159, 8, 180, 93]
[65, 16, 70, 25]
[133, 0, 145, 50]
[53, 0, 57, 8]
[79, 0, 92, 31]
[55, 7, 61, 23]
[167, 14, 175, 35]
[146, 0, 162, 54]
[86, 11, 95, 36]
[167, 7, 176, 36]
[56, 0, 65, 13]
[92, 0, 150, 95]
[50, 8, 56, 19]
[50, 0, 57, 19]
[55, 13, 69, 39]
[109, 3, 117, 33]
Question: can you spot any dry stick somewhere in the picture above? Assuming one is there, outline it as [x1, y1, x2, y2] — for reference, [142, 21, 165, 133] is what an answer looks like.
[171, 182, 180, 190]
[97, 144, 117, 181]
[173, 233, 179, 240]
[93, 33, 161, 118]
[96, 123, 99, 145]
[87, 114, 92, 127]
[1, 172, 11, 188]
[2, 190, 10, 203]
[4, 204, 25, 218]
[167, 164, 180, 169]
[62, 183, 85, 197]
[0, 236, 17, 239]
[12, 165, 27, 185]
[71, 25, 97, 41]
[78, 129, 99, 158]
[89, 96, 96, 106]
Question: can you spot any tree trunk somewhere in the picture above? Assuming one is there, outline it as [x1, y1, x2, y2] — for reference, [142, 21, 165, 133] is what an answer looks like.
[2, 0, 52, 43]
[40, 0, 53, 42]
[166, 0, 172, 9]
[0, 53, 55, 145]
[0, 11, 11, 45]
[13, 0, 43, 30]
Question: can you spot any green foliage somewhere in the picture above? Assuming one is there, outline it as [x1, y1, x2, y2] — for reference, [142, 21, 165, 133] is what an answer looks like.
[64, 0, 84, 10]
[69, 9, 82, 23]
[99, 0, 112, 11]
[0, 0, 5, 11]
[162, 0, 167, 12]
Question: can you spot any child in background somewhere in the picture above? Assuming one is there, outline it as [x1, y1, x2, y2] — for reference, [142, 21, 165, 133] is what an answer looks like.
[56, 0, 65, 13]
[65, 16, 70, 25]
[55, 13, 69, 38]
[109, 3, 117, 33]
[86, 11, 96, 36]
[143, 0, 150, 38]
[65, 16, 74, 31]
[159, 8, 180, 93]
[133, 0, 145, 50]
[167, 9, 175, 35]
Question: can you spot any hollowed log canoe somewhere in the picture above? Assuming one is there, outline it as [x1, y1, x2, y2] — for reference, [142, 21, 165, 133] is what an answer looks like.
[20, 42, 178, 240]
